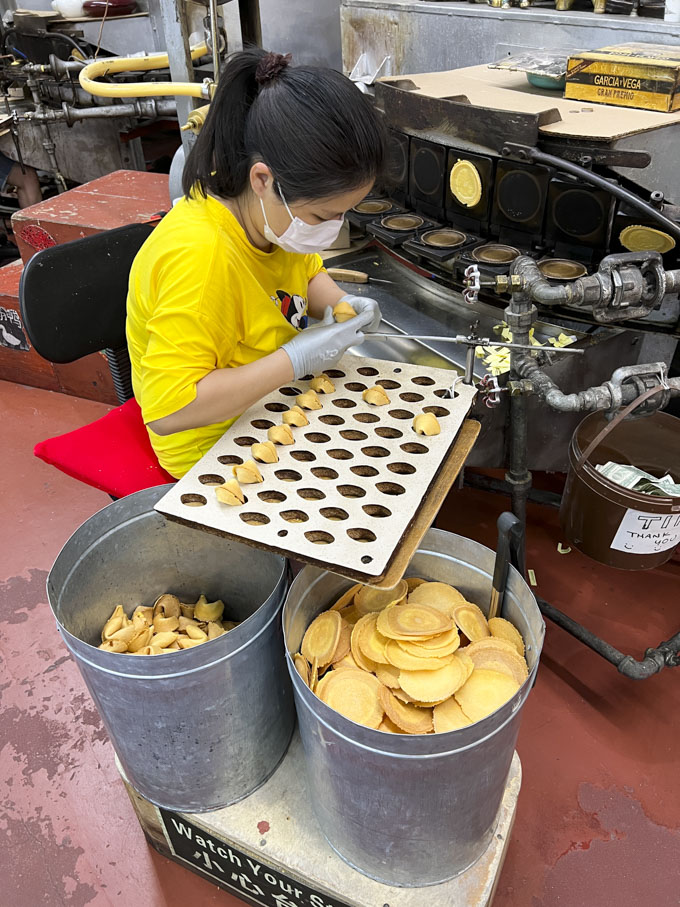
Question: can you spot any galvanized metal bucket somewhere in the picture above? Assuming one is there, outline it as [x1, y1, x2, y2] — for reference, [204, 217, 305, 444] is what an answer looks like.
[48, 485, 295, 813]
[283, 527, 545, 887]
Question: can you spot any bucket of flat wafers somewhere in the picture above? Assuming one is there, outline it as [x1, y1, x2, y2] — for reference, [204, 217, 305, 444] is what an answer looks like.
[283, 527, 544, 887]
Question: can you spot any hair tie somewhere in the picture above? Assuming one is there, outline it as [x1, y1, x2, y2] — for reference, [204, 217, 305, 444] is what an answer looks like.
[255, 52, 292, 87]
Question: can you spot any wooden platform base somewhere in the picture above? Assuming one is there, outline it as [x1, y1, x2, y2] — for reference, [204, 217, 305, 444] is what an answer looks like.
[119, 731, 521, 907]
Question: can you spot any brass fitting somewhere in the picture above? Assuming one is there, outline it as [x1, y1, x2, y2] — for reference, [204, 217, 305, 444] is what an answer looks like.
[508, 380, 535, 396]
[495, 274, 524, 294]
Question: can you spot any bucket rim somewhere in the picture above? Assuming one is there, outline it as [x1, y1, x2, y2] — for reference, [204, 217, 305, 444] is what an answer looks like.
[57, 576, 287, 680]
[47, 484, 289, 678]
[283, 526, 544, 756]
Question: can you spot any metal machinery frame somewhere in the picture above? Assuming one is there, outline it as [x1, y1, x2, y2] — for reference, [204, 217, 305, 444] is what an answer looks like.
[338, 75, 680, 678]
[0, 0, 262, 187]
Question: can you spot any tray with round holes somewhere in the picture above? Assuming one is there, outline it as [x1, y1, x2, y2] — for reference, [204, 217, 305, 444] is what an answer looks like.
[155, 355, 477, 581]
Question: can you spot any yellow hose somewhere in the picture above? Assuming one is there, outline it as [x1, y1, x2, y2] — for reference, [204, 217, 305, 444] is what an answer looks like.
[79, 43, 213, 100]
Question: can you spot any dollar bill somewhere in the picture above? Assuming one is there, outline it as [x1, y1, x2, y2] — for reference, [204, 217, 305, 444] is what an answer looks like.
[595, 461, 680, 497]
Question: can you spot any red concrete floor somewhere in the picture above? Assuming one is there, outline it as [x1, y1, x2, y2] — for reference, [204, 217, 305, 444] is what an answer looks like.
[1, 379, 679, 906]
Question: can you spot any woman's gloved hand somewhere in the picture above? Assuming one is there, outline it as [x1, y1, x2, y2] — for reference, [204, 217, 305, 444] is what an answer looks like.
[338, 293, 382, 332]
[282, 306, 372, 380]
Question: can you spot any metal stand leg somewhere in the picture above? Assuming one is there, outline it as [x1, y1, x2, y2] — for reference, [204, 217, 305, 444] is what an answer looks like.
[505, 391, 532, 527]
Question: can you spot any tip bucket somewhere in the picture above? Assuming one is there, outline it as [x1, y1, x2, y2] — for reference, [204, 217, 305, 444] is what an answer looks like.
[560, 410, 680, 570]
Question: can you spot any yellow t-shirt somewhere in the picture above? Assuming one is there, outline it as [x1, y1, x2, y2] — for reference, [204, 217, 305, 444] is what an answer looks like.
[126, 194, 324, 478]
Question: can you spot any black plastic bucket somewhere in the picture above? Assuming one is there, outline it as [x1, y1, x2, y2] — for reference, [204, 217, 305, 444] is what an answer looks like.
[560, 410, 680, 570]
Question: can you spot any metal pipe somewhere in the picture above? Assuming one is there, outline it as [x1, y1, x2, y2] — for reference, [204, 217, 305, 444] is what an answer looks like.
[463, 472, 562, 508]
[504, 280, 535, 527]
[208, 0, 221, 84]
[464, 345, 475, 384]
[23, 99, 177, 124]
[369, 332, 585, 353]
[666, 269, 680, 293]
[65, 99, 176, 121]
[510, 255, 590, 308]
[506, 392, 530, 527]
[502, 143, 680, 245]
[516, 356, 680, 413]
[537, 598, 680, 680]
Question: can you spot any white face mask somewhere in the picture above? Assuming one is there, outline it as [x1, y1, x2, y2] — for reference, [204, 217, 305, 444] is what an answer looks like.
[260, 184, 344, 254]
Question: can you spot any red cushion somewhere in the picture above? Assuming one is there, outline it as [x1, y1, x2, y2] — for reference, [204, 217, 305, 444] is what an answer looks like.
[34, 397, 175, 498]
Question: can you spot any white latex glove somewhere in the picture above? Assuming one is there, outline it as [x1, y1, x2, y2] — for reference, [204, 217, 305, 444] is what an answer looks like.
[339, 293, 382, 332]
[282, 306, 372, 380]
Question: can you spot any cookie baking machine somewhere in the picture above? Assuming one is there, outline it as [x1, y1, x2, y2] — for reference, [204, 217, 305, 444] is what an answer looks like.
[323, 63, 680, 680]
[325, 64, 680, 518]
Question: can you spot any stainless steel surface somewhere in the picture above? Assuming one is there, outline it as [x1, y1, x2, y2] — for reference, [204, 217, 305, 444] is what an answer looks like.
[47, 484, 295, 813]
[283, 527, 545, 887]
[342, 1, 680, 72]
[260, 0, 343, 68]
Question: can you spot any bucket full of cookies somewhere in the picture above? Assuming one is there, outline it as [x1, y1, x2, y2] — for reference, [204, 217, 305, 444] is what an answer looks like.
[47, 484, 294, 812]
[283, 527, 544, 887]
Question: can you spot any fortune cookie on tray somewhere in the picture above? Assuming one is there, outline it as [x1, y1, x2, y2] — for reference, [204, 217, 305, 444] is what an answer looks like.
[251, 441, 279, 463]
[233, 459, 264, 483]
[282, 405, 309, 427]
[309, 374, 335, 394]
[296, 389, 322, 410]
[267, 424, 295, 445]
[413, 412, 441, 436]
[362, 385, 390, 406]
[215, 479, 245, 506]
[333, 300, 357, 322]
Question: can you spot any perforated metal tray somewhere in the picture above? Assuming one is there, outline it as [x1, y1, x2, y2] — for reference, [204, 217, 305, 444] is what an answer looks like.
[155, 355, 476, 580]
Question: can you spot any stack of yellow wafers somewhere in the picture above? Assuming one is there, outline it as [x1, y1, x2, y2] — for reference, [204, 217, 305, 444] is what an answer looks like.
[292, 578, 528, 734]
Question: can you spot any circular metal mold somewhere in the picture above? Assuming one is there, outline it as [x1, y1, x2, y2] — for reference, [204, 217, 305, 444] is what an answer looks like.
[538, 259, 587, 281]
[420, 229, 466, 249]
[380, 214, 425, 232]
[352, 199, 393, 215]
[471, 243, 520, 264]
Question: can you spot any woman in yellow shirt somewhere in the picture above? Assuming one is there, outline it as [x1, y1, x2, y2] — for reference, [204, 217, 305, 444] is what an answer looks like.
[127, 49, 386, 478]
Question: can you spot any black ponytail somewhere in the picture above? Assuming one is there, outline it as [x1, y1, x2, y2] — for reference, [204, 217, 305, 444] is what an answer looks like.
[182, 47, 386, 203]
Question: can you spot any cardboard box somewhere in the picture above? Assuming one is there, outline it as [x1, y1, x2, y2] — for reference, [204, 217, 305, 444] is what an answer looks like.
[565, 43, 680, 113]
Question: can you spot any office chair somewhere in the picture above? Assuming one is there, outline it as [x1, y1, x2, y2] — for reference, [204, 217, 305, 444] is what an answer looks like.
[19, 221, 174, 497]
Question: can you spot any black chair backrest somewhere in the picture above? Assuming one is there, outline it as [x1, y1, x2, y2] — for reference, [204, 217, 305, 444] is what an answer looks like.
[19, 221, 154, 364]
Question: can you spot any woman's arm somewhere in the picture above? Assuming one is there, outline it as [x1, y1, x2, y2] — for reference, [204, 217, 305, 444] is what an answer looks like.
[306, 270, 344, 320]
[148, 349, 294, 436]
